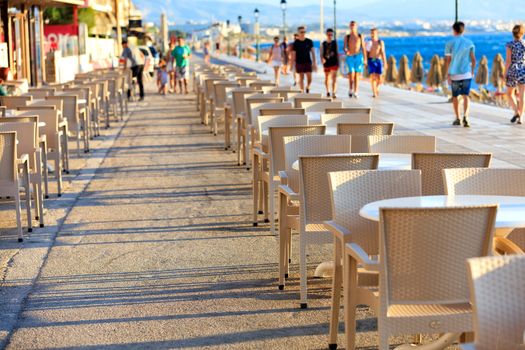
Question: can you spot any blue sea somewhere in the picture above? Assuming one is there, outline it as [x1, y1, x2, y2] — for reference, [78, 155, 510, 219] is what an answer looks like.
[261, 32, 510, 89]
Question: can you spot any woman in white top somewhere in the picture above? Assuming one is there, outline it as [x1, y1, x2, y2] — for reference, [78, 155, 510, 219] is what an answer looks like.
[267, 36, 285, 85]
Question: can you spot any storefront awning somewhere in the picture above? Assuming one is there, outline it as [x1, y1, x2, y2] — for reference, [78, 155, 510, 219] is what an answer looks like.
[2, 0, 85, 6]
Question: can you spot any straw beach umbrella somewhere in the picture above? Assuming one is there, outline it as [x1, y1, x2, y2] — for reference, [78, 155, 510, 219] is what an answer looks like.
[426, 54, 443, 88]
[410, 52, 424, 83]
[386, 55, 398, 83]
[476, 55, 489, 87]
[491, 53, 506, 92]
[397, 55, 410, 86]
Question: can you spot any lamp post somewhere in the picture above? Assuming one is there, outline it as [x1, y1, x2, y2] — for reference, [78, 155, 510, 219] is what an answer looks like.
[238, 15, 242, 58]
[455, 0, 459, 22]
[254, 8, 260, 62]
[280, 0, 287, 38]
[226, 19, 230, 55]
[333, 0, 337, 41]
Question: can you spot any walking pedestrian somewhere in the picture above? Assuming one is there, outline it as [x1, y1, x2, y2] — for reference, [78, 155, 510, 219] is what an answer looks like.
[281, 37, 289, 75]
[203, 41, 211, 65]
[167, 42, 176, 93]
[366, 28, 387, 98]
[321, 28, 339, 97]
[444, 21, 476, 127]
[121, 39, 145, 101]
[267, 36, 285, 85]
[344, 21, 366, 98]
[173, 36, 192, 95]
[288, 33, 299, 86]
[291, 26, 317, 93]
[505, 24, 525, 124]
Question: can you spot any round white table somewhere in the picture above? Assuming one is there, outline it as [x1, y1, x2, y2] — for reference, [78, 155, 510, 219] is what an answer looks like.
[360, 195, 525, 236]
[292, 153, 411, 171]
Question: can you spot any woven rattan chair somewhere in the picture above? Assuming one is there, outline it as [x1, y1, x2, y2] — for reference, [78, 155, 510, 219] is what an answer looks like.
[0, 131, 32, 241]
[277, 135, 352, 306]
[203, 77, 227, 126]
[293, 97, 332, 108]
[321, 113, 371, 129]
[337, 123, 395, 152]
[325, 107, 372, 116]
[259, 108, 305, 116]
[62, 88, 91, 142]
[267, 87, 302, 98]
[252, 116, 309, 230]
[367, 135, 436, 153]
[462, 255, 525, 350]
[300, 101, 343, 113]
[212, 81, 240, 137]
[17, 107, 63, 197]
[443, 168, 525, 254]
[0, 121, 44, 229]
[325, 169, 422, 349]
[249, 81, 276, 90]
[27, 88, 55, 99]
[333, 201, 496, 349]
[412, 153, 492, 195]
[47, 95, 88, 156]
[279, 155, 379, 308]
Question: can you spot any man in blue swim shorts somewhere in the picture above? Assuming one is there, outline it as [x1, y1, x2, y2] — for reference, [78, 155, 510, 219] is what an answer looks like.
[344, 21, 367, 98]
[366, 28, 387, 98]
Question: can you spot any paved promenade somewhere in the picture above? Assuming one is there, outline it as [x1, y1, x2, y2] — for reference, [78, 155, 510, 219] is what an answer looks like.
[0, 59, 524, 349]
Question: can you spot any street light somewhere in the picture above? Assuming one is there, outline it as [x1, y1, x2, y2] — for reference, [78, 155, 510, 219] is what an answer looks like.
[254, 8, 260, 62]
[226, 19, 230, 55]
[280, 0, 287, 38]
[238, 15, 242, 59]
[455, 0, 459, 22]
[333, 0, 337, 41]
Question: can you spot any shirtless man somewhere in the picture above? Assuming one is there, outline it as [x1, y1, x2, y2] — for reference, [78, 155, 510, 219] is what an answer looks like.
[344, 21, 367, 98]
[366, 28, 387, 98]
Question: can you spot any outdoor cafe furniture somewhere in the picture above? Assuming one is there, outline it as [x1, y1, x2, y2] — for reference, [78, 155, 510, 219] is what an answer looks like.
[252, 115, 309, 229]
[292, 96, 331, 108]
[0, 119, 44, 229]
[325, 169, 422, 349]
[321, 113, 372, 131]
[462, 255, 525, 350]
[17, 107, 64, 197]
[0, 95, 32, 109]
[443, 167, 525, 254]
[367, 135, 436, 153]
[212, 81, 239, 138]
[337, 123, 395, 152]
[0, 131, 32, 241]
[278, 154, 379, 309]
[412, 153, 492, 196]
[342, 203, 497, 350]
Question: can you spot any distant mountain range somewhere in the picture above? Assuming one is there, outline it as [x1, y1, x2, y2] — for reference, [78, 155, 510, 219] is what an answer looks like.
[136, 0, 524, 25]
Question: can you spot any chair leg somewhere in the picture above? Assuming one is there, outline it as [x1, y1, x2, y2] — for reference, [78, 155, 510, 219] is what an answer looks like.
[42, 147, 49, 199]
[344, 254, 358, 350]
[36, 180, 44, 228]
[244, 129, 250, 168]
[299, 237, 308, 309]
[14, 191, 23, 241]
[24, 169, 32, 234]
[269, 181, 275, 234]
[329, 239, 343, 348]
[252, 154, 260, 226]
[236, 119, 242, 165]
[278, 192, 288, 289]
[260, 180, 266, 217]
[76, 127, 81, 157]
[54, 155, 62, 197]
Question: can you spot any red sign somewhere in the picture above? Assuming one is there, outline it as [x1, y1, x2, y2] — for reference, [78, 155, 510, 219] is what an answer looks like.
[44, 24, 78, 52]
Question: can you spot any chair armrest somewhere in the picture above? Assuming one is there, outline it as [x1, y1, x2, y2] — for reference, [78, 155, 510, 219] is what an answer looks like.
[278, 184, 299, 201]
[39, 135, 47, 144]
[253, 148, 268, 159]
[279, 171, 288, 185]
[345, 243, 379, 272]
[324, 220, 351, 242]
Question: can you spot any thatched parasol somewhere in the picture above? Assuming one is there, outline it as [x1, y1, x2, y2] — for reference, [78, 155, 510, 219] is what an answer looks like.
[491, 53, 506, 92]
[410, 52, 424, 83]
[397, 55, 410, 85]
[475, 55, 489, 87]
[385, 55, 398, 83]
[426, 54, 443, 87]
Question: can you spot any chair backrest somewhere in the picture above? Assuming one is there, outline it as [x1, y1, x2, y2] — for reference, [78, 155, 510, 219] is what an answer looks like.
[367, 135, 436, 153]
[328, 169, 422, 254]
[0, 115, 39, 145]
[321, 113, 371, 128]
[246, 99, 285, 125]
[267, 87, 302, 97]
[30, 99, 63, 117]
[294, 97, 331, 108]
[249, 81, 276, 90]
[17, 108, 60, 148]
[27, 87, 55, 98]
[299, 154, 379, 224]
[326, 107, 372, 116]
[412, 153, 492, 196]
[289, 92, 323, 101]
[256, 115, 308, 144]
[231, 89, 258, 117]
[337, 123, 395, 152]
[205, 78, 227, 100]
[0, 121, 37, 168]
[284, 135, 352, 192]
[237, 78, 258, 87]
[0, 96, 32, 109]
[467, 255, 525, 350]
[300, 101, 343, 113]
[380, 206, 496, 311]
[214, 82, 240, 108]
[46, 95, 79, 130]
[0, 131, 17, 183]
[259, 108, 305, 116]
[268, 125, 326, 180]
[443, 168, 525, 196]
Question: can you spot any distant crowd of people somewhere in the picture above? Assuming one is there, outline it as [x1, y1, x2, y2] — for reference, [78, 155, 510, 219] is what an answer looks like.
[265, 21, 525, 127]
